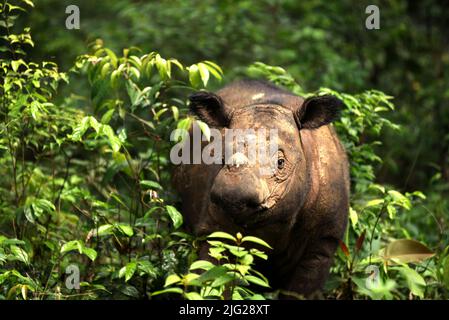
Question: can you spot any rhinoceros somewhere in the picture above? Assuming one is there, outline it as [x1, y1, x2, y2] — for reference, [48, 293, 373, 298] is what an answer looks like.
[172, 79, 349, 298]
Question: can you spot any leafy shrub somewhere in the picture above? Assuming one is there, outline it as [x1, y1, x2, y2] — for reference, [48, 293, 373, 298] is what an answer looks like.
[153, 232, 271, 300]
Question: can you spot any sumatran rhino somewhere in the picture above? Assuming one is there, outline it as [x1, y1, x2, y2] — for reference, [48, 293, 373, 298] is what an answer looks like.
[173, 79, 349, 298]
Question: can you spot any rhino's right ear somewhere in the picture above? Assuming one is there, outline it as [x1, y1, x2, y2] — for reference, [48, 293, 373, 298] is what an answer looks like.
[294, 95, 344, 130]
[189, 91, 230, 127]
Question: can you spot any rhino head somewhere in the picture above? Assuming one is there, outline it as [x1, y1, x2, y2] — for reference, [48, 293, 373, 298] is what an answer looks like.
[188, 85, 344, 229]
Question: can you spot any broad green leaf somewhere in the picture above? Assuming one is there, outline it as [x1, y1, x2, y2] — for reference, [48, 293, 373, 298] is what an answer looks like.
[184, 292, 203, 300]
[61, 240, 81, 254]
[116, 224, 134, 237]
[166, 205, 183, 229]
[241, 236, 272, 249]
[124, 262, 137, 282]
[82, 247, 97, 261]
[188, 64, 201, 88]
[121, 285, 140, 298]
[183, 273, 200, 285]
[397, 265, 426, 298]
[210, 274, 235, 287]
[190, 266, 227, 285]
[101, 108, 115, 124]
[61, 240, 96, 261]
[11, 59, 25, 72]
[10, 245, 29, 265]
[140, 180, 162, 190]
[240, 254, 254, 266]
[189, 260, 214, 271]
[164, 274, 181, 287]
[388, 190, 411, 210]
[207, 232, 237, 242]
[365, 199, 384, 208]
[97, 224, 114, 236]
[244, 275, 270, 288]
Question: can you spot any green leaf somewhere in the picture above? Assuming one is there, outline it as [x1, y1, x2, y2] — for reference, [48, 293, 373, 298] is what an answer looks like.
[240, 254, 254, 265]
[124, 262, 137, 282]
[443, 256, 449, 288]
[386, 204, 397, 219]
[190, 266, 228, 285]
[188, 64, 202, 88]
[365, 199, 384, 208]
[174, 117, 193, 142]
[197, 63, 210, 87]
[82, 247, 97, 261]
[241, 236, 272, 249]
[196, 120, 211, 142]
[166, 205, 183, 229]
[229, 247, 247, 258]
[207, 232, 237, 242]
[189, 260, 215, 271]
[349, 207, 358, 227]
[20, 0, 35, 8]
[97, 224, 114, 236]
[10, 246, 29, 265]
[61, 240, 81, 254]
[184, 292, 204, 300]
[140, 180, 162, 190]
[121, 285, 140, 298]
[397, 265, 426, 298]
[244, 275, 270, 288]
[203, 61, 223, 80]
[12, 59, 27, 72]
[152, 287, 183, 296]
[249, 249, 268, 260]
[388, 190, 411, 210]
[210, 273, 235, 287]
[116, 224, 134, 237]
[164, 274, 182, 287]
[61, 240, 97, 261]
[171, 106, 179, 121]
[101, 108, 115, 124]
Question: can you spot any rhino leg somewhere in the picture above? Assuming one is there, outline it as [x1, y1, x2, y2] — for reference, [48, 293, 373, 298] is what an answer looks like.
[284, 235, 339, 299]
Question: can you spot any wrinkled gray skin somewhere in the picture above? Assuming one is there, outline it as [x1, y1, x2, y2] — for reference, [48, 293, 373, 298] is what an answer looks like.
[173, 80, 349, 298]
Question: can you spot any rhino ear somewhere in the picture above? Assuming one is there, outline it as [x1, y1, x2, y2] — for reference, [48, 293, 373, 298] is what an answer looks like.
[294, 95, 344, 130]
[189, 91, 230, 127]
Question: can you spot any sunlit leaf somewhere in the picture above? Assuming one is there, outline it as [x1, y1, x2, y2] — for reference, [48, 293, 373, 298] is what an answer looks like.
[383, 239, 434, 264]
[166, 205, 183, 229]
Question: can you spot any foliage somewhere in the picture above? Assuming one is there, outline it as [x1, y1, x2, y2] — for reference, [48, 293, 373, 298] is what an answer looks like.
[1, 0, 448, 300]
[153, 232, 271, 300]
[1, 0, 222, 299]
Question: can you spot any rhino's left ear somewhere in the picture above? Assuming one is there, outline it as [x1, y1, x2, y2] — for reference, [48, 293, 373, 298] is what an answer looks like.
[189, 91, 230, 128]
[294, 95, 344, 130]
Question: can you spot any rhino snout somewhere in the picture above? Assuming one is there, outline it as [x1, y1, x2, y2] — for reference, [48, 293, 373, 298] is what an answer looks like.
[210, 167, 270, 222]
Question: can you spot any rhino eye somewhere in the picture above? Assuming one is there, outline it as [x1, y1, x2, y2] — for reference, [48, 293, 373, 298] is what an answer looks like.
[277, 158, 285, 170]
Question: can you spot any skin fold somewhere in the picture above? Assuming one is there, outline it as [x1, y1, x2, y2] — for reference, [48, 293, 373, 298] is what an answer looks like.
[173, 79, 350, 298]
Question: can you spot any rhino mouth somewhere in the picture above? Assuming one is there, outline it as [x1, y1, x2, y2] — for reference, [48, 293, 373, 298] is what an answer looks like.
[229, 204, 272, 227]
